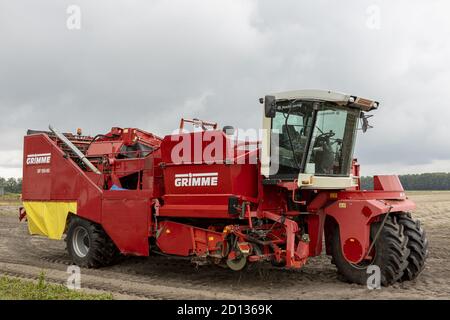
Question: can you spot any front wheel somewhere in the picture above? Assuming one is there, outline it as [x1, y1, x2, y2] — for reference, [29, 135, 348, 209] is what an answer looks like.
[66, 217, 120, 268]
[397, 213, 428, 281]
[330, 215, 410, 286]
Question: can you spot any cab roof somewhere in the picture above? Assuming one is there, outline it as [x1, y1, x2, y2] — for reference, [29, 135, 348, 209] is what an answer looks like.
[271, 89, 379, 111]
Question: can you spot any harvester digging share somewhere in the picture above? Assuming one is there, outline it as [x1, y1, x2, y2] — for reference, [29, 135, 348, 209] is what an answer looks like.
[20, 89, 428, 286]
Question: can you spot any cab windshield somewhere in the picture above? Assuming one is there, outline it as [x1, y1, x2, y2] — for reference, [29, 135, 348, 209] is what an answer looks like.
[270, 101, 360, 178]
[305, 104, 359, 176]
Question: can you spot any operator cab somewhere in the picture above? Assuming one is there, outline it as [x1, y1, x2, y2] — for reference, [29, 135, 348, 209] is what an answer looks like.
[261, 89, 378, 189]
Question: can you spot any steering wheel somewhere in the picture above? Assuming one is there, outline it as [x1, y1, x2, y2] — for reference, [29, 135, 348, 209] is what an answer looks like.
[316, 130, 335, 141]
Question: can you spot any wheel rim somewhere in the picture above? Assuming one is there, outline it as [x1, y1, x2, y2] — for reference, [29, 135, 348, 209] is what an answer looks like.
[226, 256, 247, 271]
[72, 226, 90, 258]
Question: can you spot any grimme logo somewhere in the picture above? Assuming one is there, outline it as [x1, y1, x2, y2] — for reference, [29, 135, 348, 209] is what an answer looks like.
[26, 153, 51, 165]
[175, 172, 218, 187]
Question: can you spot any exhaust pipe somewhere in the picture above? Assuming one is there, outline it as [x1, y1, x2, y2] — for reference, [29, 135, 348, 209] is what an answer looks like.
[48, 125, 102, 175]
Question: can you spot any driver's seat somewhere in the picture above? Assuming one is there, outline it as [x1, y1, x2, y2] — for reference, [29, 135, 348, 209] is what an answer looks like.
[281, 124, 300, 147]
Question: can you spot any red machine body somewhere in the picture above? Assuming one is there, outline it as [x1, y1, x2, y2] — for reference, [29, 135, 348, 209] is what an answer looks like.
[21, 120, 415, 269]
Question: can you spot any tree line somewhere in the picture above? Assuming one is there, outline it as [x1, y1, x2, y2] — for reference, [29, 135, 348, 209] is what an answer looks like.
[0, 177, 22, 194]
[361, 172, 450, 190]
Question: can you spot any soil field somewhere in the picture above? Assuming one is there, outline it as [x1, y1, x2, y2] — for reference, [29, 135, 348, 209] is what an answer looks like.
[0, 191, 449, 299]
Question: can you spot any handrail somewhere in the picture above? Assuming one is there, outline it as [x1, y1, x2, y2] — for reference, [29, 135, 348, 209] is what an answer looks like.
[179, 118, 218, 133]
[49, 125, 102, 175]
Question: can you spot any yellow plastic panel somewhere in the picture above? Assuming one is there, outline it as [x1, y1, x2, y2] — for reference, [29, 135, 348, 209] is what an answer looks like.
[23, 201, 77, 240]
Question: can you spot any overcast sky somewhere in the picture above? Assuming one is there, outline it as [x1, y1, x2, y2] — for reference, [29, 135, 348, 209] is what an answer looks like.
[1, 0, 450, 178]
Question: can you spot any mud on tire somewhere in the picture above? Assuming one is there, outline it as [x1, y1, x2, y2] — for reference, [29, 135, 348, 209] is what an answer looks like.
[397, 212, 428, 281]
[65, 216, 120, 268]
[330, 215, 410, 286]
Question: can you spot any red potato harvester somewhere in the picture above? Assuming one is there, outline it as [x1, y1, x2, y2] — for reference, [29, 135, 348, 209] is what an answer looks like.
[20, 89, 428, 286]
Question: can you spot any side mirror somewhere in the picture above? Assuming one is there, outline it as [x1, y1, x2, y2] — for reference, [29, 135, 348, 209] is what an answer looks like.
[264, 95, 276, 118]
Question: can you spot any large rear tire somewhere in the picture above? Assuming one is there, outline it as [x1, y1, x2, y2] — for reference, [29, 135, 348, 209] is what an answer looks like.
[66, 217, 120, 268]
[397, 212, 428, 281]
[330, 215, 410, 286]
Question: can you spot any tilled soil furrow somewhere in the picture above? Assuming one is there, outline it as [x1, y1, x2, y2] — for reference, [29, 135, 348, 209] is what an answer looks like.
[0, 261, 257, 300]
[0, 191, 449, 299]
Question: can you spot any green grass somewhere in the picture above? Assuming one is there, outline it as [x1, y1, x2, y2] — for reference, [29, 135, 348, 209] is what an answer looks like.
[0, 193, 21, 201]
[0, 272, 113, 300]
[0, 193, 21, 206]
[0, 194, 21, 216]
